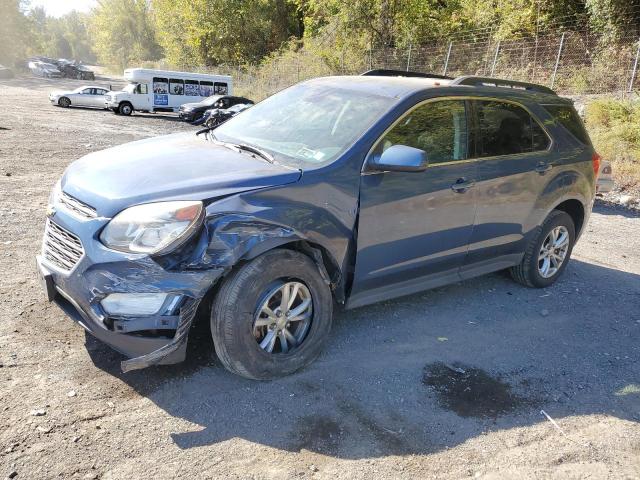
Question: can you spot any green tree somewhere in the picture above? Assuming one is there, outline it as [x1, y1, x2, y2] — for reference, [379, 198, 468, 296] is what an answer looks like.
[153, 0, 302, 67]
[587, 0, 640, 42]
[0, 0, 29, 65]
[90, 0, 162, 70]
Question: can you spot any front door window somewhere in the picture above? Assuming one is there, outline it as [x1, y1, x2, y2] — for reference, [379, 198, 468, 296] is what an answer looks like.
[372, 100, 469, 165]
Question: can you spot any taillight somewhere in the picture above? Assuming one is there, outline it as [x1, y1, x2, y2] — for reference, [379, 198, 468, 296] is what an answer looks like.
[592, 152, 601, 177]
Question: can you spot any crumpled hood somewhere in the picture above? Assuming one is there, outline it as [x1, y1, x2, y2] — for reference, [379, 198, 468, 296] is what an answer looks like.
[62, 133, 301, 218]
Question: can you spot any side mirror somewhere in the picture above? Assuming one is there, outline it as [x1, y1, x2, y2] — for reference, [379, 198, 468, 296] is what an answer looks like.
[369, 144, 429, 172]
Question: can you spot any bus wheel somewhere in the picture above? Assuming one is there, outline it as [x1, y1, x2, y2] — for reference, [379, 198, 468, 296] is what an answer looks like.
[119, 102, 133, 115]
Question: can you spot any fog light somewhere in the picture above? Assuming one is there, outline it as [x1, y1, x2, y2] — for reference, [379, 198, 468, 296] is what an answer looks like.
[101, 293, 168, 316]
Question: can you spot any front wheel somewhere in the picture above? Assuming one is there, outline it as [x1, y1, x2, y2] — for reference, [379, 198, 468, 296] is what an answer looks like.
[58, 97, 71, 108]
[118, 102, 133, 115]
[211, 249, 333, 380]
[510, 210, 575, 288]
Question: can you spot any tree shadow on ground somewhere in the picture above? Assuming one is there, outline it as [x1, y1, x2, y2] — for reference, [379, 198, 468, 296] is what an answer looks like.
[86, 259, 640, 459]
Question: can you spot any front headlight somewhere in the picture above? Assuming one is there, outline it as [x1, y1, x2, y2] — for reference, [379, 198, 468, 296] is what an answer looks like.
[100, 201, 204, 255]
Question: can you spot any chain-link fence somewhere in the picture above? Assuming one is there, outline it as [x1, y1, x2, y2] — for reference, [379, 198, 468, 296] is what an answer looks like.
[198, 11, 640, 100]
[366, 32, 640, 96]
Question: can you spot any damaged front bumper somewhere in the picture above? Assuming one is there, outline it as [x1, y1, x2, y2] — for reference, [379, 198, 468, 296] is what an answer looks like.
[36, 208, 224, 372]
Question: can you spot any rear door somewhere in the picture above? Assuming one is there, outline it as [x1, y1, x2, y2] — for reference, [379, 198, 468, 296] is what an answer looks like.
[350, 99, 478, 307]
[94, 88, 108, 108]
[461, 99, 552, 278]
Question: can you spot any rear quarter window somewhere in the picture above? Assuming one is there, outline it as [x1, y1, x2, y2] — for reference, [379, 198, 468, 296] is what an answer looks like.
[543, 104, 591, 145]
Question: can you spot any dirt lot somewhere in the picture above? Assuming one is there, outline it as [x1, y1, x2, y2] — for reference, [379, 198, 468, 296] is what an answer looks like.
[1, 75, 639, 480]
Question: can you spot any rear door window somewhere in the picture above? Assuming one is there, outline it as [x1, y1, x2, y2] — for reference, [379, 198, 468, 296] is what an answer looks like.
[376, 100, 469, 165]
[543, 104, 590, 145]
[475, 100, 550, 157]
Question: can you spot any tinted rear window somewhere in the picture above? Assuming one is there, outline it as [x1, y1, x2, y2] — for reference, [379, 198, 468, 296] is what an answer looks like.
[475, 100, 550, 157]
[544, 104, 590, 145]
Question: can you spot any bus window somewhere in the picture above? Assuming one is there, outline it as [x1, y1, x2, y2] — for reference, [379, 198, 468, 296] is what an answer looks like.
[185, 80, 199, 96]
[169, 78, 184, 95]
[200, 81, 214, 97]
[135, 84, 148, 94]
[153, 77, 168, 94]
[214, 82, 228, 95]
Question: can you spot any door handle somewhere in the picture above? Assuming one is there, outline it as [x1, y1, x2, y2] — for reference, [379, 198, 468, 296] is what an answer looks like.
[535, 162, 553, 174]
[451, 177, 476, 193]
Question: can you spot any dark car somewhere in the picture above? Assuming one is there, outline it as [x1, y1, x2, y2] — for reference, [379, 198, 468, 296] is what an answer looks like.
[197, 103, 252, 128]
[59, 63, 95, 80]
[37, 72, 598, 379]
[178, 95, 253, 122]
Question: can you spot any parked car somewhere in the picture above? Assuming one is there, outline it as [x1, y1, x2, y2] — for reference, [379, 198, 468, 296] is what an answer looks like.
[199, 103, 252, 128]
[596, 160, 614, 193]
[0, 65, 14, 79]
[29, 61, 62, 78]
[178, 95, 253, 123]
[37, 72, 598, 379]
[49, 86, 110, 108]
[59, 63, 95, 80]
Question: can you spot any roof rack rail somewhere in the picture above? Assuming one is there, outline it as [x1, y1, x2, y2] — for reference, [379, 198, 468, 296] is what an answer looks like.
[361, 69, 453, 80]
[450, 76, 557, 95]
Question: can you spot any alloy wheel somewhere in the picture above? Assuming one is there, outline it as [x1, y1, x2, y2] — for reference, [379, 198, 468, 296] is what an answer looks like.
[538, 226, 569, 278]
[253, 281, 313, 354]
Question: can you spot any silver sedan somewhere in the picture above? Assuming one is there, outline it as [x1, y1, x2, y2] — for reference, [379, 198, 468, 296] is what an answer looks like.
[49, 86, 110, 109]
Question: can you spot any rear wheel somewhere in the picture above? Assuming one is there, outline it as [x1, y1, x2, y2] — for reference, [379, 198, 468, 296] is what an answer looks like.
[58, 97, 71, 108]
[510, 210, 575, 288]
[211, 249, 333, 380]
[118, 102, 133, 115]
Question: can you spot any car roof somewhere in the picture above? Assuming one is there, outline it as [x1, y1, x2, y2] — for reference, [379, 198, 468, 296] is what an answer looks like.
[304, 74, 566, 104]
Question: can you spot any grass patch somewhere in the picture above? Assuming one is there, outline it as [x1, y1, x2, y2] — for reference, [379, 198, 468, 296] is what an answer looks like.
[585, 98, 640, 191]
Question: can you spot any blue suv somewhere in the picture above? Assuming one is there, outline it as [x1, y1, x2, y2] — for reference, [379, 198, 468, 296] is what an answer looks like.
[37, 72, 599, 379]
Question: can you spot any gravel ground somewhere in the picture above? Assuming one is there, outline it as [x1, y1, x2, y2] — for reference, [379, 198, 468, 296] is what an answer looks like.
[1, 75, 639, 480]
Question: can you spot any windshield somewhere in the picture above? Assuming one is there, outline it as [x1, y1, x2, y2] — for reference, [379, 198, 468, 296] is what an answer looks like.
[213, 82, 394, 168]
[123, 83, 137, 93]
[203, 95, 222, 106]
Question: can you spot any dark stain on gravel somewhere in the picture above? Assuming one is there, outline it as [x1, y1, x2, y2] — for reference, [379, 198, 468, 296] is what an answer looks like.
[423, 362, 533, 418]
[290, 415, 344, 453]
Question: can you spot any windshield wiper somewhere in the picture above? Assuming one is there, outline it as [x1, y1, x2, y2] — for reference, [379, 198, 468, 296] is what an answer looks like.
[199, 132, 275, 164]
[234, 143, 275, 164]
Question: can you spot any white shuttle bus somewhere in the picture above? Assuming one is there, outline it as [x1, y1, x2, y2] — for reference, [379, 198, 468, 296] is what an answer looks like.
[104, 68, 233, 115]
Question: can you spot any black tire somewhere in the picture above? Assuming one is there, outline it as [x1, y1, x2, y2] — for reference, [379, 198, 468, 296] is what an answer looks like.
[118, 102, 133, 115]
[58, 97, 71, 108]
[211, 249, 333, 380]
[510, 210, 575, 288]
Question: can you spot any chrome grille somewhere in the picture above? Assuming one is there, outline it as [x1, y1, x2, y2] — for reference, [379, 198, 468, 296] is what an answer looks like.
[42, 220, 84, 272]
[60, 192, 97, 219]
